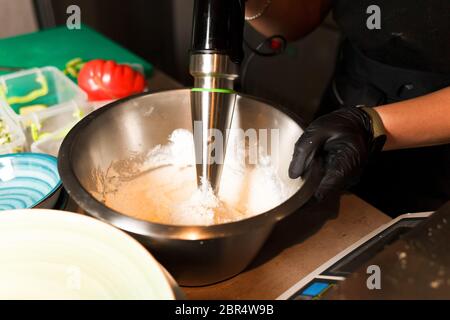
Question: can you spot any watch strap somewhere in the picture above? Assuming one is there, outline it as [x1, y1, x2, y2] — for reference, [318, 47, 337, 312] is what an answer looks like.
[359, 106, 387, 154]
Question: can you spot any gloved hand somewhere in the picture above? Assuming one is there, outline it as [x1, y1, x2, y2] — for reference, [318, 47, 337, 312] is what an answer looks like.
[289, 107, 386, 200]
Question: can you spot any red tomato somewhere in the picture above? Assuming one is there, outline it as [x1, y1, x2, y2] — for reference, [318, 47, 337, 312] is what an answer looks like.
[78, 59, 146, 101]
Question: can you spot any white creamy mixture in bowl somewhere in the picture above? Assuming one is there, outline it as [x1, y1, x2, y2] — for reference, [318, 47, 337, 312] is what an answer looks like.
[93, 129, 300, 226]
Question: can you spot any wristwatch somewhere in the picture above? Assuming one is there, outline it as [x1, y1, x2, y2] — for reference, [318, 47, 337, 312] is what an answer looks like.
[359, 106, 387, 154]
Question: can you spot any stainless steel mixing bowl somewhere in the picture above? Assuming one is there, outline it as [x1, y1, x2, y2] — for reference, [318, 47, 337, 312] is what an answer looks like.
[58, 89, 320, 286]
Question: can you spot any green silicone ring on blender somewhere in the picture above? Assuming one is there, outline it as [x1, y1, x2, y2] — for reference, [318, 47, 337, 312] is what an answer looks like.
[191, 88, 236, 94]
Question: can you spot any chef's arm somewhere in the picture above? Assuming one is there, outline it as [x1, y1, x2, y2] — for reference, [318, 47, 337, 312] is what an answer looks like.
[289, 86, 450, 200]
[246, 0, 333, 40]
[376, 87, 450, 150]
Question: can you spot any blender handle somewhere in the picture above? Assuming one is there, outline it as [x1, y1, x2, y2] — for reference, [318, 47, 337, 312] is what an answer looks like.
[190, 0, 246, 64]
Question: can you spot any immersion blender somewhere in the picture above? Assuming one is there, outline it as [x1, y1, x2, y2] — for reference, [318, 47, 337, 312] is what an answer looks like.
[190, 0, 245, 192]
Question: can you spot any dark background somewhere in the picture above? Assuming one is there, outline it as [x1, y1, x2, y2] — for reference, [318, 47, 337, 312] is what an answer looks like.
[33, 0, 341, 122]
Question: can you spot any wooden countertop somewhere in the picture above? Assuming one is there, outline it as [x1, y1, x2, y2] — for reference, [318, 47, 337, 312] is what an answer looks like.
[183, 194, 391, 300]
[66, 193, 391, 300]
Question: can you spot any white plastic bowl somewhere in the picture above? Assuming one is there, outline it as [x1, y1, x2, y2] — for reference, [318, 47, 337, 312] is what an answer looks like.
[0, 209, 175, 300]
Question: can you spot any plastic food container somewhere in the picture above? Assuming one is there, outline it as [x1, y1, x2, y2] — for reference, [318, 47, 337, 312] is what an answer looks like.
[25, 100, 93, 148]
[0, 104, 26, 155]
[30, 119, 79, 156]
[0, 67, 88, 145]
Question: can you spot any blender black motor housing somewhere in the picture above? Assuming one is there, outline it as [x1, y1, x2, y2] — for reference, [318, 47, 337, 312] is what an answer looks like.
[191, 0, 245, 64]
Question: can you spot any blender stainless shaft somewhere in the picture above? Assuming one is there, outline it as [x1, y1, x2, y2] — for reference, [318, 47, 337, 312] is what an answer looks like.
[190, 54, 238, 191]
[190, 0, 245, 192]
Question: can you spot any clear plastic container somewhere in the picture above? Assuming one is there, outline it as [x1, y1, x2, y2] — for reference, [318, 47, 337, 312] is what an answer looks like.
[0, 104, 27, 155]
[30, 120, 79, 157]
[22, 101, 92, 144]
[0, 67, 88, 144]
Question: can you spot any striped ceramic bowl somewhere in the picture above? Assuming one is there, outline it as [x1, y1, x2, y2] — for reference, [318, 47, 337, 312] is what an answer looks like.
[0, 153, 62, 210]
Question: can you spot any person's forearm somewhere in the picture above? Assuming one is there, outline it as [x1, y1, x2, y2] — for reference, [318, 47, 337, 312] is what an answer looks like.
[375, 87, 450, 150]
[245, 0, 332, 40]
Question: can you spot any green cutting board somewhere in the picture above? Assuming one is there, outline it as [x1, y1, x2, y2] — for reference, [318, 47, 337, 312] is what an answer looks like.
[0, 24, 153, 77]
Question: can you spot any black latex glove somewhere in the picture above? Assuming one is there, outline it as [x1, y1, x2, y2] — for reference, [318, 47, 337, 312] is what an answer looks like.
[289, 107, 379, 200]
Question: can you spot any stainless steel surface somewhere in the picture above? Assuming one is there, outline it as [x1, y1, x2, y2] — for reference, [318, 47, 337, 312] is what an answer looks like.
[59, 89, 321, 286]
[190, 54, 239, 191]
[160, 264, 186, 299]
[190, 54, 239, 88]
